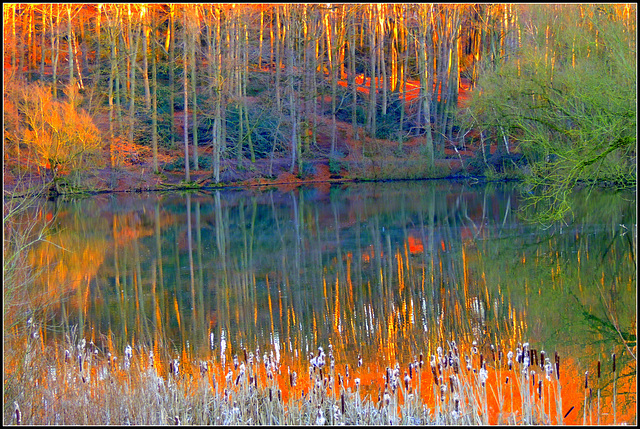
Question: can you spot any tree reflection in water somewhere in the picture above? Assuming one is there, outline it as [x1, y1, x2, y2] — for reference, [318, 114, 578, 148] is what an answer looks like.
[23, 181, 636, 424]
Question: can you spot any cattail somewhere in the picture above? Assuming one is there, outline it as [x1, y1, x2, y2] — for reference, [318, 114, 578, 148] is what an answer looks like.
[243, 348, 248, 363]
[345, 364, 350, 378]
[612, 353, 616, 372]
[269, 388, 273, 402]
[505, 376, 509, 384]
[545, 360, 554, 380]
[538, 380, 543, 400]
[479, 367, 488, 386]
[479, 354, 484, 369]
[597, 360, 601, 379]
[358, 354, 362, 367]
[540, 351, 546, 369]
[404, 372, 410, 390]
[278, 390, 282, 401]
[584, 371, 589, 389]
[77, 353, 83, 371]
[341, 392, 345, 415]
[233, 354, 238, 370]
[555, 354, 560, 381]
[431, 365, 439, 385]
[419, 353, 423, 369]
[14, 402, 21, 425]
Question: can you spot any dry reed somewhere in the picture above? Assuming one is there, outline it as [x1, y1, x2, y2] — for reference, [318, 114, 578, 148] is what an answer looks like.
[3, 330, 630, 425]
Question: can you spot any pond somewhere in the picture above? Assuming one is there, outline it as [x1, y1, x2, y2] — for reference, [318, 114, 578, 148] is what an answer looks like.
[20, 180, 637, 423]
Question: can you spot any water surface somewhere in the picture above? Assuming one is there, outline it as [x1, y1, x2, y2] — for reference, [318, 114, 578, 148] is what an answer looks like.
[24, 180, 636, 423]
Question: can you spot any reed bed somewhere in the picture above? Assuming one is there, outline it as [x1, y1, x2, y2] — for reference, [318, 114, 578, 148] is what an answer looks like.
[3, 324, 629, 425]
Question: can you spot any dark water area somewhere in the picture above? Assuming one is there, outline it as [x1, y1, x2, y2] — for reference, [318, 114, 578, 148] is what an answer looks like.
[20, 180, 636, 422]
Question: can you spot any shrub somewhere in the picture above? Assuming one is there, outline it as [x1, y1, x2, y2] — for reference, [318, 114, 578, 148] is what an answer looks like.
[9, 81, 104, 193]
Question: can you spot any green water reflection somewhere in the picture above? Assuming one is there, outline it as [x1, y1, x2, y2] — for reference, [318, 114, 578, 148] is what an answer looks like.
[31, 181, 635, 379]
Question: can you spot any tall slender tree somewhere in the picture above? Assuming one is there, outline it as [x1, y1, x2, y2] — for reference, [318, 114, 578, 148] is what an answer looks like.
[182, 7, 190, 182]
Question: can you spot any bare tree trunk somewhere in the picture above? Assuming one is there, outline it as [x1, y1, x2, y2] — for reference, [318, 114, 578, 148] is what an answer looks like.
[207, 5, 223, 184]
[9, 5, 17, 75]
[417, 5, 434, 169]
[67, 5, 74, 84]
[151, 15, 158, 173]
[169, 5, 176, 148]
[258, 7, 265, 69]
[141, 9, 151, 110]
[348, 7, 359, 142]
[190, 6, 199, 170]
[399, 6, 409, 148]
[107, 16, 116, 141]
[366, 5, 377, 139]
[127, 6, 141, 144]
[379, 6, 388, 116]
[324, 7, 337, 153]
[94, 5, 102, 81]
[243, 19, 255, 163]
[50, 4, 61, 98]
[183, 9, 190, 182]
[40, 6, 46, 80]
[275, 8, 282, 113]
[286, 5, 300, 174]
